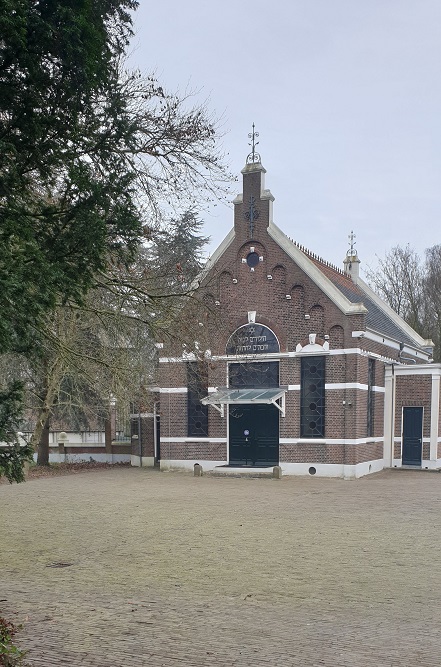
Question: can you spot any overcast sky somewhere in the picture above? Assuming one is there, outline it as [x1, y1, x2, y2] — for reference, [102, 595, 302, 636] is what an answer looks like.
[129, 1, 441, 275]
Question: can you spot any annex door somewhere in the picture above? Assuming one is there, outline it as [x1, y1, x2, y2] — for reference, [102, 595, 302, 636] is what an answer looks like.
[229, 403, 279, 466]
[402, 407, 423, 466]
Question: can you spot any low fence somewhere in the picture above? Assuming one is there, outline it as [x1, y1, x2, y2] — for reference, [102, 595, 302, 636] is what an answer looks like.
[19, 430, 131, 464]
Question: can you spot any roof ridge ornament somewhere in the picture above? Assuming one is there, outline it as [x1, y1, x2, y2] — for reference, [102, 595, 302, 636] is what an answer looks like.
[246, 123, 261, 164]
[344, 230, 360, 279]
[347, 230, 358, 257]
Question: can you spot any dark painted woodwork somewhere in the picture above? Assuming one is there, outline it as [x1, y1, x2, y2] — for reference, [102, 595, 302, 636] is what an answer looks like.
[229, 404, 279, 466]
[402, 406, 423, 466]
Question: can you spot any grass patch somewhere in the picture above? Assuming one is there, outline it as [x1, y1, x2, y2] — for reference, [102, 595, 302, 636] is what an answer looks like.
[0, 616, 26, 666]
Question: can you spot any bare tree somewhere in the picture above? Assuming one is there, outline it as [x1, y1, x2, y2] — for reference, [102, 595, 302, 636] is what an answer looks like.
[24, 212, 223, 465]
[366, 244, 441, 361]
[365, 245, 425, 335]
[422, 245, 441, 362]
[25, 287, 156, 464]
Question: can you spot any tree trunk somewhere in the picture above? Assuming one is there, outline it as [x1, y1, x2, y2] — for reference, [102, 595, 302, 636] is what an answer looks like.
[37, 417, 50, 466]
[31, 355, 63, 465]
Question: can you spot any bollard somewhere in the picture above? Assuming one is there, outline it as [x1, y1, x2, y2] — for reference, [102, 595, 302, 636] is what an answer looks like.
[272, 465, 282, 479]
[194, 463, 203, 477]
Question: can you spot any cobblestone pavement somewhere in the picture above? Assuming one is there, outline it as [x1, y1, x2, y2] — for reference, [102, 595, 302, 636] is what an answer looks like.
[1, 467, 441, 666]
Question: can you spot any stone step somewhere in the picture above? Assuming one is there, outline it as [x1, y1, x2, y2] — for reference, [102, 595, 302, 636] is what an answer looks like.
[391, 465, 441, 473]
[209, 465, 277, 479]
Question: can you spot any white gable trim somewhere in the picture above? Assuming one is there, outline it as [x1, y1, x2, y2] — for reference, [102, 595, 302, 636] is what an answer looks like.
[267, 223, 367, 315]
[390, 363, 441, 377]
[352, 329, 431, 361]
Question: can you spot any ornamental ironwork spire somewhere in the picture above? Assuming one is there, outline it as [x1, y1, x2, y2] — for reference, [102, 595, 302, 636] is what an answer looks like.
[246, 123, 261, 164]
[244, 196, 259, 238]
[347, 230, 357, 257]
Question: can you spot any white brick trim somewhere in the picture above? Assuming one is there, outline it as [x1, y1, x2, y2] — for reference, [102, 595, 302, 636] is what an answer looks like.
[352, 329, 431, 361]
[160, 437, 227, 443]
[159, 387, 188, 393]
[280, 437, 383, 445]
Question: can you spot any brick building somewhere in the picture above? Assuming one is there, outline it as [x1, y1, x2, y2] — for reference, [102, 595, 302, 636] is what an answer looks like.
[139, 149, 441, 478]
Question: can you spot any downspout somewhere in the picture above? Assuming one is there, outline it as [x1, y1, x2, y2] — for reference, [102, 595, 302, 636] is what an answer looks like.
[153, 401, 158, 462]
[390, 363, 395, 467]
[138, 412, 142, 467]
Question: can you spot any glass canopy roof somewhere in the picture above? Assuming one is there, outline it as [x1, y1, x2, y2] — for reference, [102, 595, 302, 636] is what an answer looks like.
[201, 387, 288, 416]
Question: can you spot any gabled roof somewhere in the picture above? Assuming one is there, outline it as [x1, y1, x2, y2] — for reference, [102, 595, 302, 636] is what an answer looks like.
[268, 222, 430, 353]
[198, 217, 430, 355]
[268, 223, 367, 316]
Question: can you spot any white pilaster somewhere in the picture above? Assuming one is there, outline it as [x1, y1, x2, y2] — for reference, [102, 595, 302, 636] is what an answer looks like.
[430, 374, 440, 461]
[383, 366, 395, 467]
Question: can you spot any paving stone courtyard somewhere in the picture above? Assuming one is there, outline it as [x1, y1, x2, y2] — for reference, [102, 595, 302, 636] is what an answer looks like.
[1, 467, 441, 666]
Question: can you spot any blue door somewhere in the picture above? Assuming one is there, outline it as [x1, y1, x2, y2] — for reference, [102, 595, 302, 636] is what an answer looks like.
[229, 403, 279, 466]
[402, 407, 423, 466]
[228, 361, 279, 466]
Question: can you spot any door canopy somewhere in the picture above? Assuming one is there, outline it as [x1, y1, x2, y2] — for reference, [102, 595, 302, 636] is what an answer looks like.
[201, 387, 287, 418]
[226, 324, 280, 355]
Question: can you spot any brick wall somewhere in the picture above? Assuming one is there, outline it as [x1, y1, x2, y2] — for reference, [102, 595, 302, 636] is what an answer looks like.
[160, 441, 227, 461]
[395, 375, 432, 437]
[279, 442, 383, 465]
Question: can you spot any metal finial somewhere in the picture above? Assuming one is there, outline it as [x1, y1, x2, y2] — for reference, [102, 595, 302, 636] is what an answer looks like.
[246, 123, 261, 164]
[347, 230, 357, 257]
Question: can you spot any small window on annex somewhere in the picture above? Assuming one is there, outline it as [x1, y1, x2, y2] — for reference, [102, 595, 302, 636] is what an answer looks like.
[187, 362, 208, 437]
[300, 356, 325, 438]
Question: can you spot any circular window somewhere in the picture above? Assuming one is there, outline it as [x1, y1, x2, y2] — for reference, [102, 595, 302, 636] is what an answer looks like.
[309, 466, 317, 475]
[246, 252, 260, 268]
[309, 402, 317, 411]
[309, 421, 317, 429]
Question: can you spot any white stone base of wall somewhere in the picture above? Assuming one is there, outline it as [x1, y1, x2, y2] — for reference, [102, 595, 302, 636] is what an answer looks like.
[280, 458, 384, 479]
[130, 455, 155, 467]
[159, 458, 384, 479]
[160, 459, 227, 473]
[34, 453, 131, 464]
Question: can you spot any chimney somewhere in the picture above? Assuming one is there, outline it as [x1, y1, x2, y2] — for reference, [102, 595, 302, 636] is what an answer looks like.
[343, 253, 360, 282]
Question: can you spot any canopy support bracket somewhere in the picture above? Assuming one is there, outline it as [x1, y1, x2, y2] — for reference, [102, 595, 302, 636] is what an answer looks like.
[208, 402, 225, 417]
[271, 393, 285, 417]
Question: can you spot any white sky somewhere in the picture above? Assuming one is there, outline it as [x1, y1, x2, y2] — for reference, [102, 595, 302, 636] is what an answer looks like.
[129, 0, 441, 275]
